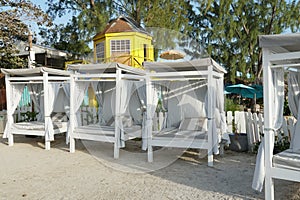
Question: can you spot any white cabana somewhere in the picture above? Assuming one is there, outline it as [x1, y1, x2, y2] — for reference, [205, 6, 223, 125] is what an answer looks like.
[1, 67, 70, 150]
[252, 33, 300, 199]
[144, 58, 227, 166]
[68, 62, 146, 158]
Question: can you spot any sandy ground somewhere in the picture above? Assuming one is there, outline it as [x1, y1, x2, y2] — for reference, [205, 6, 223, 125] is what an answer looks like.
[0, 134, 299, 200]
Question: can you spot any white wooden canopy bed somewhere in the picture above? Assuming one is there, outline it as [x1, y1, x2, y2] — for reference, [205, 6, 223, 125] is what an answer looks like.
[143, 58, 227, 166]
[252, 33, 300, 200]
[1, 67, 70, 150]
[67, 62, 146, 159]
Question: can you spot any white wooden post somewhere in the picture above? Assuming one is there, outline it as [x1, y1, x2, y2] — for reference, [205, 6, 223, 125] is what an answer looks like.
[226, 111, 233, 133]
[146, 75, 153, 162]
[69, 74, 75, 153]
[258, 113, 264, 142]
[263, 48, 275, 200]
[207, 65, 213, 167]
[6, 75, 14, 146]
[114, 68, 121, 159]
[43, 72, 51, 150]
[158, 111, 164, 131]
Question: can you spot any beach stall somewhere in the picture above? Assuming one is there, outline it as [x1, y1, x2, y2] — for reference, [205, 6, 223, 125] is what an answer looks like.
[143, 58, 227, 166]
[1, 67, 70, 150]
[67, 62, 146, 158]
[252, 33, 300, 199]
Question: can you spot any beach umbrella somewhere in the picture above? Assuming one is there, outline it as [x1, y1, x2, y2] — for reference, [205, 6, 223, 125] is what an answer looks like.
[251, 84, 263, 99]
[225, 84, 256, 99]
[159, 50, 185, 60]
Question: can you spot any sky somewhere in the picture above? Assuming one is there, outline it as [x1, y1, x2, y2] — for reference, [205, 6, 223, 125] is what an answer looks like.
[29, 0, 73, 42]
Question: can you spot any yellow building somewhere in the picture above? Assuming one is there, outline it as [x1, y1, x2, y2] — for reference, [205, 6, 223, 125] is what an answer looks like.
[93, 16, 154, 68]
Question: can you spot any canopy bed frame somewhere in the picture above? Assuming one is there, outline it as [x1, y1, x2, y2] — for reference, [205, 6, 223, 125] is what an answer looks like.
[1, 67, 70, 150]
[252, 33, 300, 200]
[143, 58, 227, 166]
[68, 62, 146, 159]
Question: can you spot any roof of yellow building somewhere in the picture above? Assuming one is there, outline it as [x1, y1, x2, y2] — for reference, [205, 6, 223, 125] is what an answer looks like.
[93, 16, 151, 39]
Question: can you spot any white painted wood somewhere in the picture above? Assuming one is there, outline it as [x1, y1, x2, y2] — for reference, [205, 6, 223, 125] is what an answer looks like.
[207, 65, 214, 167]
[258, 113, 264, 142]
[114, 68, 121, 159]
[69, 74, 76, 153]
[146, 75, 153, 162]
[226, 111, 233, 133]
[43, 72, 51, 150]
[263, 48, 275, 200]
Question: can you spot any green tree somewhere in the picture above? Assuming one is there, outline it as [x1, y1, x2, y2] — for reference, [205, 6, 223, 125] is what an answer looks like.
[0, 0, 51, 68]
[191, 0, 300, 83]
[44, 0, 192, 60]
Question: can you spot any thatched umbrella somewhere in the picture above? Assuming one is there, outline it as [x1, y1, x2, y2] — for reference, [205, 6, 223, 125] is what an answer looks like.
[159, 50, 185, 60]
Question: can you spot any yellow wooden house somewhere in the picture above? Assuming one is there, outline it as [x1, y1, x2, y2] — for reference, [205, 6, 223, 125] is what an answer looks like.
[93, 16, 154, 68]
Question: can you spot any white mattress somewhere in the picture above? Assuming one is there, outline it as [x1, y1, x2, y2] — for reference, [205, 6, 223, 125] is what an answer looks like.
[74, 124, 141, 137]
[153, 127, 207, 139]
[273, 149, 300, 171]
[12, 121, 67, 130]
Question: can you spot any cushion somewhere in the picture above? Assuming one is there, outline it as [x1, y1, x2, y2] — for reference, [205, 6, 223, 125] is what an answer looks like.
[179, 117, 207, 131]
[51, 112, 68, 122]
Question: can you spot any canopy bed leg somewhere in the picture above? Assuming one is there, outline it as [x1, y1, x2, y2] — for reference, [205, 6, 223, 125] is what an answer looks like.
[69, 137, 75, 153]
[207, 150, 213, 167]
[8, 134, 13, 146]
[265, 175, 274, 200]
[114, 141, 119, 159]
[147, 144, 153, 162]
[45, 140, 50, 150]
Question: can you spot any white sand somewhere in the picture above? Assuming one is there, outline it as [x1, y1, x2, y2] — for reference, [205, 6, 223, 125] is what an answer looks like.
[0, 134, 299, 200]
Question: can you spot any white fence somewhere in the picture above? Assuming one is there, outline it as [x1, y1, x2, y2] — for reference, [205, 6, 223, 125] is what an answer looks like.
[11, 105, 297, 152]
[227, 111, 296, 151]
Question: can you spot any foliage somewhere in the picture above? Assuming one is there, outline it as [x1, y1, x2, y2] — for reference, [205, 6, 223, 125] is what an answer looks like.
[284, 98, 291, 116]
[253, 133, 290, 154]
[20, 111, 38, 122]
[190, 0, 300, 83]
[44, 0, 192, 60]
[0, 0, 51, 68]
[225, 98, 242, 112]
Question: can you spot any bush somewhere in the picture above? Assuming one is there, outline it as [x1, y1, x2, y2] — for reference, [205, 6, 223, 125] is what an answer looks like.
[225, 98, 242, 112]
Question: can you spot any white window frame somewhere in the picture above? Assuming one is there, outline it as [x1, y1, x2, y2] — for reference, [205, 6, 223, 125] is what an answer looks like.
[110, 40, 130, 56]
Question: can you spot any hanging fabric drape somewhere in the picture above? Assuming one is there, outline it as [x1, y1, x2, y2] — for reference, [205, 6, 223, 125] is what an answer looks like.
[288, 72, 300, 151]
[3, 84, 25, 138]
[117, 80, 134, 148]
[214, 77, 227, 152]
[45, 83, 61, 141]
[252, 68, 284, 192]
[73, 82, 89, 127]
[28, 84, 43, 121]
[145, 82, 159, 150]
[62, 83, 71, 143]
[91, 82, 105, 124]
[134, 81, 147, 149]
[160, 82, 170, 129]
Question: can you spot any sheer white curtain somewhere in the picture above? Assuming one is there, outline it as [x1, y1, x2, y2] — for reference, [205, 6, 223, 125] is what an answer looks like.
[3, 84, 25, 138]
[252, 68, 284, 192]
[117, 80, 134, 148]
[62, 83, 70, 117]
[145, 82, 159, 150]
[215, 77, 226, 152]
[45, 83, 61, 141]
[134, 81, 147, 148]
[288, 71, 300, 151]
[91, 82, 105, 124]
[73, 82, 89, 127]
[28, 84, 43, 121]
[160, 82, 170, 129]
[62, 83, 71, 143]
